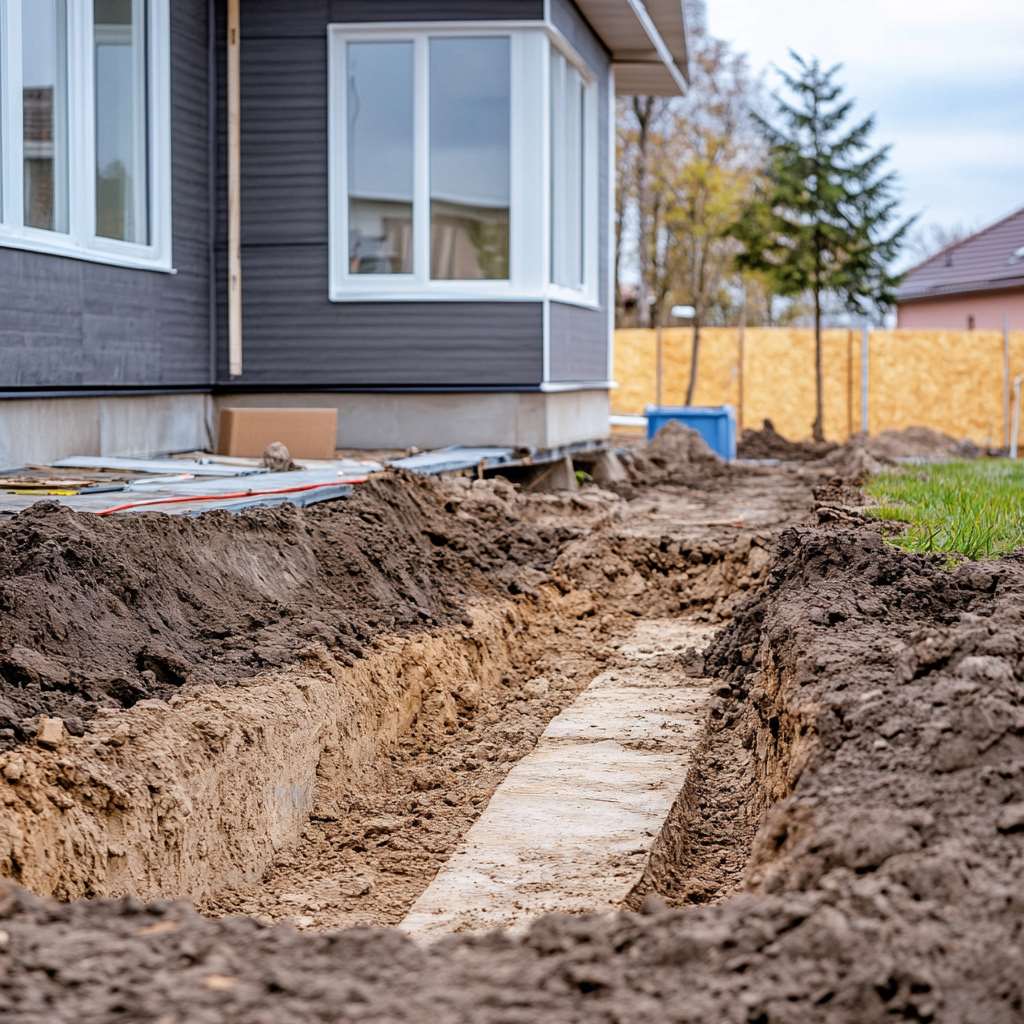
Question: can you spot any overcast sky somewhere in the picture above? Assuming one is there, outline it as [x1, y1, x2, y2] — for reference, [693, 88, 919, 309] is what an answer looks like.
[709, 0, 1024, 238]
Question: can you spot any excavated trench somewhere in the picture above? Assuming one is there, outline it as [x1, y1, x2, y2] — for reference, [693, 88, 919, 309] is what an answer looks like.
[0, 455, 810, 933]
[5, 431, 1024, 1020]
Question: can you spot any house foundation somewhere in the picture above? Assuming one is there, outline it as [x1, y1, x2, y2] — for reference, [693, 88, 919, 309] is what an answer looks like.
[214, 390, 611, 451]
[0, 389, 609, 467]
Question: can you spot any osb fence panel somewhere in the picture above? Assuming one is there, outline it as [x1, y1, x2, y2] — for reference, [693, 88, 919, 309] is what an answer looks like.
[613, 327, 1024, 446]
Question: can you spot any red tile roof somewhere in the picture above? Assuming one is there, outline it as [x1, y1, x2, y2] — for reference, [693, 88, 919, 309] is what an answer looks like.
[898, 206, 1024, 302]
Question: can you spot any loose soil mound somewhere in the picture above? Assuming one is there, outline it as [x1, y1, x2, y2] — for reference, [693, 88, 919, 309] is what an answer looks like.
[739, 420, 981, 470]
[865, 425, 981, 460]
[738, 418, 838, 461]
[0, 473, 559, 751]
[620, 420, 730, 488]
[3, 514, 1022, 1021]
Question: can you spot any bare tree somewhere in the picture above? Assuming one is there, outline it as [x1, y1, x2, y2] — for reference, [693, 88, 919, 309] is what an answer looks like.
[906, 222, 974, 263]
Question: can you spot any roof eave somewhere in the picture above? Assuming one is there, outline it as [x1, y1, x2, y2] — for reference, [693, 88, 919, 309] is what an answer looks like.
[574, 0, 689, 96]
[897, 277, 1024, 303]
[620, 0, 688, 94]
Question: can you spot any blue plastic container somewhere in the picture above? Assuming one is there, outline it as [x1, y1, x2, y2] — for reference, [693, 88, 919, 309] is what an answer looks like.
[644, 405, 737, 461]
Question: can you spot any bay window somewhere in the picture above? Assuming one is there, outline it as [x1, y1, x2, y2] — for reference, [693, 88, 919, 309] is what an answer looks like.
[329, 24, 598, 305]
[0, 0, 171, 270]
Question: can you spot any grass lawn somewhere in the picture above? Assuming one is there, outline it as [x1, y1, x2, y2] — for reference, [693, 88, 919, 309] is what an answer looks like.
[864, 459, 1024, 561]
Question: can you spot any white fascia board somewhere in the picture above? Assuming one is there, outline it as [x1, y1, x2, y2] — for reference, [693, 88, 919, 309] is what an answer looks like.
[624, 0, 687, 94]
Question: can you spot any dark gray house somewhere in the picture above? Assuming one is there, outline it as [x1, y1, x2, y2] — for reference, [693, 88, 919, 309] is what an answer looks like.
[0, 0, 687, 465]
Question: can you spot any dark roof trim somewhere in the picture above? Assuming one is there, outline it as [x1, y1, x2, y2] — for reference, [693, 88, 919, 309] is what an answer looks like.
[898, 277, 1024, 303]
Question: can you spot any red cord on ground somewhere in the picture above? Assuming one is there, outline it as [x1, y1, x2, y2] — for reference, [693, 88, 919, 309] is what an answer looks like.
[95, 479, 368, 516]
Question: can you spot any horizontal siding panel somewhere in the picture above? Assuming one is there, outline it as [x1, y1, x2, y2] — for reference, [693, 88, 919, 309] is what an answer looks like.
[216, 245, 543, 387]
[330, 1, 544, 23]
[224, 2, 543, 39]
[0, 0, 211, 389]
[549, 302, 608, 382]
[216, 37, 328, 247]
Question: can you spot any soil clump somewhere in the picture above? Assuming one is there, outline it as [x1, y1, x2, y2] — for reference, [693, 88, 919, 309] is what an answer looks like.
[618, 420, 732, 489]
[738, 418, 839, 461]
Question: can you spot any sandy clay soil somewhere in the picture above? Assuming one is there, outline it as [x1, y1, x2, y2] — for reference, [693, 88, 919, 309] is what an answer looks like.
[1, 424, 1023, 1022]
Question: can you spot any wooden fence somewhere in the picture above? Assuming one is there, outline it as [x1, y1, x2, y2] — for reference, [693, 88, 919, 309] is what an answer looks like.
[613, 327, 1024, 447]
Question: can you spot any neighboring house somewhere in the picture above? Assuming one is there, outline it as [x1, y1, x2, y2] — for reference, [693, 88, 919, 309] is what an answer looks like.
[0, 0, 688, 466]
[897, 206, 1024, 330]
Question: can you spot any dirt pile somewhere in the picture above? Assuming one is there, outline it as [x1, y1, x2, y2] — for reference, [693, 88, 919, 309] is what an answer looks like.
[619, 420, 731, 488]
[0, 472, 564, 751]
[739, 421, 984, 482]
[863, 425, 981, 460]
[4, 513, 1022, 1021]
[738, 418, 838, 461]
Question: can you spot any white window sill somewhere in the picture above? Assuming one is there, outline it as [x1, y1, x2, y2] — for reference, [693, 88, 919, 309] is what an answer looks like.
[329, 286, 600, 308]
[0, 232, 174, 274]
[546, 286, 600, 311]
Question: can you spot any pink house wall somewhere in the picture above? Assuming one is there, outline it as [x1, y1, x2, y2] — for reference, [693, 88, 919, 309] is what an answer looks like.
[897, 288, 1024, 330]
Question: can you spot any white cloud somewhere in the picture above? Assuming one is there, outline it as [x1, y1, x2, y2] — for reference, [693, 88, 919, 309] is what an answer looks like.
[708, 0, 1024, 229]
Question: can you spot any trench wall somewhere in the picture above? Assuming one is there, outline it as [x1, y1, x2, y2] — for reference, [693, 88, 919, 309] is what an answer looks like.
[0, 601, 525, 902]
[614, 327, 1024, 448]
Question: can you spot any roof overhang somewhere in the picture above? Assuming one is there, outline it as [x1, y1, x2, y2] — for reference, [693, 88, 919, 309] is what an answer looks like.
[898, 277, 1024, 304]
[574, 0, 689, 96]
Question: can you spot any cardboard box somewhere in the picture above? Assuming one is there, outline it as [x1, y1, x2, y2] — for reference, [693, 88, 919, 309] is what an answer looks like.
[217, 407, 338, 459]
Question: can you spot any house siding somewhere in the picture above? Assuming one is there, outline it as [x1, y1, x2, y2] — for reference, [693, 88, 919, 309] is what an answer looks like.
[214, 0, 546, 389]
[0, 0, 212, 391]
[547, 0, 611, 383]
[896, 289, 1024, 331]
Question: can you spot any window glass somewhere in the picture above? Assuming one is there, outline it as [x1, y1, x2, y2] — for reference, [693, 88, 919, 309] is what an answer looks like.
[95, 0, 149, 244]
[550, 50, 587, 291]
[429, 37, 510, 281]
[549, 49, 561, 283]
[565, 65, 584, 288]
[347, 40, 414, 275]
[23, 0, 69, 233]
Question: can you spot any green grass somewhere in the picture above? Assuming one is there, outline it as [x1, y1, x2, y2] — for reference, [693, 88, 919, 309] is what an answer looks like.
[864, 460, 1024, 561]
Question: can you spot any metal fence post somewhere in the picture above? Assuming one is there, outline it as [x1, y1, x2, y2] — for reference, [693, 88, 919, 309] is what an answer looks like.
[1003, 315, 1012, 450]
[860, 324, 870, 434]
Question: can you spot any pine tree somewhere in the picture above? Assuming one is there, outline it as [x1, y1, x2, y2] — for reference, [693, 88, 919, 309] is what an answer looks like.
[732, 53, 914, 441]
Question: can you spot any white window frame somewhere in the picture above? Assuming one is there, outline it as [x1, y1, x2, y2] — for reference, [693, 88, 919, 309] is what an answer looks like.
[327, 21, 598, 308]
[547, 35, 598, 307]
[0, 0, 172, 273]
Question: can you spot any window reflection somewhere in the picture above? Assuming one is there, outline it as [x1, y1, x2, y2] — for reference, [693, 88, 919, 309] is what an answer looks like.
[95, 0, 150, 244]
[347, 41, 414, 274]
[23, 0, 69, 233]
[429, 37, 510, 280]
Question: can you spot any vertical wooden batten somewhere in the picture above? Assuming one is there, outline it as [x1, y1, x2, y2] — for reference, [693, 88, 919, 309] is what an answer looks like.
[227, 0, 242, 377]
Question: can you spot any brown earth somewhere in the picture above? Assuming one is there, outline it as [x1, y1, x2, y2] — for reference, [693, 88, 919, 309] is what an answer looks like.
[198, 458, 809, 931]
[3, 430, 1022, 1021]
[738, 418, 839, 461]
[739, 420, 982, 466]
[0, 472, 562, 751]
[0, 436, 811, 913]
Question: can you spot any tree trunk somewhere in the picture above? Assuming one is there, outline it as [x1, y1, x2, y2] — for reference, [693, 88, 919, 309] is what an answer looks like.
[614, 177, 624, 322]
[633, 98, 654, 328]
[685, 318, 702, 406]
[812, 290, 825, 442]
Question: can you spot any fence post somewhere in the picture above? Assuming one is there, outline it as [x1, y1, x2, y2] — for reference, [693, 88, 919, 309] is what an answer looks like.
[737, 322, 746, 432]
[860, 325, 870, 434]
[1011, 376, 1022, 460]
[1003, 315, 1011, 450]
[846, 329, 854, 439]
[655, 325, 663, 408]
